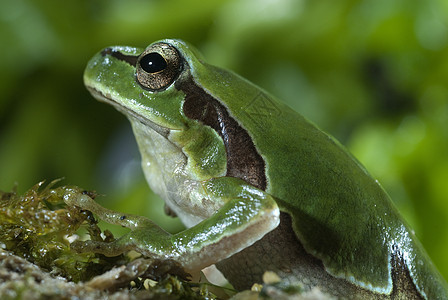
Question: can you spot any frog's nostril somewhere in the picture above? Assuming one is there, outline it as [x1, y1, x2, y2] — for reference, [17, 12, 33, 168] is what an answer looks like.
[101, 47, 113, 56]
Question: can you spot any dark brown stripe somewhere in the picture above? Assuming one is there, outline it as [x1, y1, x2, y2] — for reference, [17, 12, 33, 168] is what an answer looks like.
[390, 245, 423, 299]
[102, 48, 138, 67]
[177, 77, 266, 190]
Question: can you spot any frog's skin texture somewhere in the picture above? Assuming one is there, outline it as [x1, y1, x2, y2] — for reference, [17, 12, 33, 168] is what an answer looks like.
[82, 39, 448, 299]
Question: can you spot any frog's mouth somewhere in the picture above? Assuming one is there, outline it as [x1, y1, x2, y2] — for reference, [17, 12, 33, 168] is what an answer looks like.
[86, 86, 170, 138]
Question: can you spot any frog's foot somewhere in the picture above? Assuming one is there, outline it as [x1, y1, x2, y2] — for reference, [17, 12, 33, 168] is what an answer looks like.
[71, 223, 173, 261]
[65, 188, 175, 260]
[63, 187, 155, 230]
[71, 238, 135, 257]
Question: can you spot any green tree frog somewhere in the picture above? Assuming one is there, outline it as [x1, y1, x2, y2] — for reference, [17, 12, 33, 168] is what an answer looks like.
[81, 39, 448, 298]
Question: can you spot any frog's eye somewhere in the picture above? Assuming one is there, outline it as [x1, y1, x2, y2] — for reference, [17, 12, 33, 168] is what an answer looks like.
[139, 53, 167, 73]
[136, 43, 182, 91]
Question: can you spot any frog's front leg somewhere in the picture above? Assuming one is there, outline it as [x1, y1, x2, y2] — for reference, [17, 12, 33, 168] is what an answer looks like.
[65, 177, 280, 273]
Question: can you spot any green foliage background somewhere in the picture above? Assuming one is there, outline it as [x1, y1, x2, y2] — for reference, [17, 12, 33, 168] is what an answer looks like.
[1, 0, 447, 281]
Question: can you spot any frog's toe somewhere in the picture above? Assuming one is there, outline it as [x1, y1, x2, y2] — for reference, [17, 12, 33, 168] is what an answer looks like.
[71, 239, 132, 257]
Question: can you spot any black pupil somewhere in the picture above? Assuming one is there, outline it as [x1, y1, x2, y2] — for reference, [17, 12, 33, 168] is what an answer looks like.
[139, 52, 167, 73]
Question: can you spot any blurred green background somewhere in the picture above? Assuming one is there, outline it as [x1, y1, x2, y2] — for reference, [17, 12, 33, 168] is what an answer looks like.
[1, 0, 447, 281]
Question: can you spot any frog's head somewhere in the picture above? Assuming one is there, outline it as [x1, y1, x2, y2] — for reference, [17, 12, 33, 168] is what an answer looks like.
[84, 39, 203, 132]
[84, 39, 235, 186]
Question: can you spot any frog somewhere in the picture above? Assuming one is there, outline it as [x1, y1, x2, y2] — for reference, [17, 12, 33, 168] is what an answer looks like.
[80, 38, 448, 298]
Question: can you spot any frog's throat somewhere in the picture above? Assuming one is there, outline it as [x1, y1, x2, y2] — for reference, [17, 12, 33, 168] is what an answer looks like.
[88, 85, 203, 225]
[128, 113, 211, 227]
[86, 85, 170, 138]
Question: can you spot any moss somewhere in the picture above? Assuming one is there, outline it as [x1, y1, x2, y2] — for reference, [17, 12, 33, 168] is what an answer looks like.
[0, 181, 221, 299]
[0, 180, 127, 282]
[0, 181, 321, 299]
